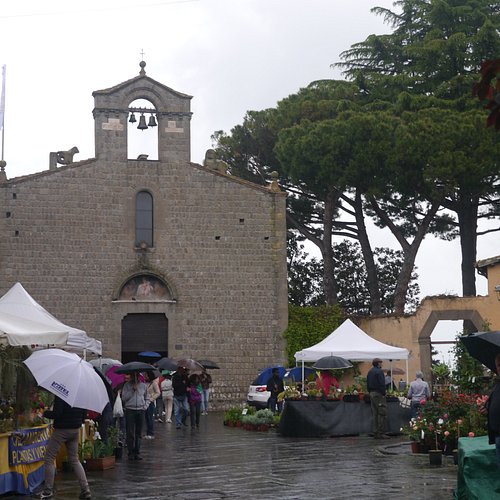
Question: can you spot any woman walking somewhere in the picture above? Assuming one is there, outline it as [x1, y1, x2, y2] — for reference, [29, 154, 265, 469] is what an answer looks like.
[160, 371, 174, 423]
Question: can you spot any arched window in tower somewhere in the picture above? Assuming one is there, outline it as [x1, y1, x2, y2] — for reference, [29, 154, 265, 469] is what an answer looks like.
[136, 191, 153, 247]
[128, 98, 158, 160]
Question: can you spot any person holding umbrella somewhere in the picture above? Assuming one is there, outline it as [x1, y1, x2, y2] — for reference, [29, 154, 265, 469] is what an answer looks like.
[23, 349, 109, 500]
[144, 371, 161, 439]
[36, 397, 91, 499]
[315, 370, 340, 398]
[199, 369, 212, 415]
[160, 371, 174, 423]
[121, 372, 150, 460]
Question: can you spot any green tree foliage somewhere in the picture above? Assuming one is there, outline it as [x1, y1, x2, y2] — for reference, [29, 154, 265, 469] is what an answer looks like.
[394, 106, 499, 300]
[336, 0, 500, 98]
[452, 332, 487, 393]
[288, 238, 420, 314]
[283, 304, 344, 367]
[335, 0, 500, 298]
[214, 2, 500, 313]
[276, 106, 452, 313]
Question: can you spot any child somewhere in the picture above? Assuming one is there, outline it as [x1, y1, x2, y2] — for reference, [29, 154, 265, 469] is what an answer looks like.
[188, 374, 202, 429]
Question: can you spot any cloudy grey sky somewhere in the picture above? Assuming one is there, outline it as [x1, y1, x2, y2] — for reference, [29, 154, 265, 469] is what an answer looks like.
[1, 1, 497, 356]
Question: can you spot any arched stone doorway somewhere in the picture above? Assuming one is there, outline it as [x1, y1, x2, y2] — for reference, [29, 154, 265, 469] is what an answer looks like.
[113, 272, 178, 364]
[418, 309, 485, 378]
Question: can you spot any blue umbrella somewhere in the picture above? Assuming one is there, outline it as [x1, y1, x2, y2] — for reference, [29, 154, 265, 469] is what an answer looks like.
[254, 366, 286, 385]
[284, 366, 316, 382]
[138, 351, 162, 358]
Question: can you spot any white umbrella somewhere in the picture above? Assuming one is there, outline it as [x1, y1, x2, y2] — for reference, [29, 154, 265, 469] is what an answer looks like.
[24, 348, 109, 413]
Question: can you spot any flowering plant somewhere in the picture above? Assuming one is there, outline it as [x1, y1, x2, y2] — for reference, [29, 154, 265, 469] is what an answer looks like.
[0, 398, 15, 433]
[403, 417, 424, 442]
[79, 423, 121, 459]
[403, 390, 488, 452]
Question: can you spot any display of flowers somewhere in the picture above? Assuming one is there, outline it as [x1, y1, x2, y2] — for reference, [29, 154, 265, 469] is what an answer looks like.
[0, 398, 15, 433]
[402, 390, 488, 452]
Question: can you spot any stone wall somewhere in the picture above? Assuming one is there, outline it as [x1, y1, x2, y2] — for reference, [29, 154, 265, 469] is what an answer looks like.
[0, 159, 288, 410]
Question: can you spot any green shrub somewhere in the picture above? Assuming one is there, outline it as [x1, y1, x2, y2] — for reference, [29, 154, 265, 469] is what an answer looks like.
[284, 305, 343, 366]
[223, 406, 243, 424]
[254, 409, 275, 424]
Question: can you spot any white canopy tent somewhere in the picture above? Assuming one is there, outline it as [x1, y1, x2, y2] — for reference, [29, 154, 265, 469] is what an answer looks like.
[0, 282, 102, 355]
[295, 319, 409, 386]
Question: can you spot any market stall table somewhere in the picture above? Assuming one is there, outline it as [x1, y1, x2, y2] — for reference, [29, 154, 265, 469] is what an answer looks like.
[0, 425, 49, 495]
[278, 399, 410, 438]
[456, 435, 500, 499]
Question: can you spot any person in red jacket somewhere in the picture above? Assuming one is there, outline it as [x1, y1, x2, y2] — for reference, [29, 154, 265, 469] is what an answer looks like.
[316, 370, 339, 398]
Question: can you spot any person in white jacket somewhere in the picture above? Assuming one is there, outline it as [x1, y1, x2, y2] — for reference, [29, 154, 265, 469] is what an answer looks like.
[160, 371, 174, 423]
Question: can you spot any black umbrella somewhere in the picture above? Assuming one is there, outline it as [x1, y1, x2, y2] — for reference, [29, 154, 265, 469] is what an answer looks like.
[197, 359, 220, 369]
[460, 331, 500, 373]
[312, 355, 353, 370]
[115, 361, 155, 374]
[157, 357, 179, 371]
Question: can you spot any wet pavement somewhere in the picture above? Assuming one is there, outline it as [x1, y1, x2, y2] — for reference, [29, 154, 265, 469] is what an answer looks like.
[3, 412, 457, 500]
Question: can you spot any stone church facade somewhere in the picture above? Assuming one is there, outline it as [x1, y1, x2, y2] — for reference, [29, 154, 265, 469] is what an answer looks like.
[0, 62, 288, 408]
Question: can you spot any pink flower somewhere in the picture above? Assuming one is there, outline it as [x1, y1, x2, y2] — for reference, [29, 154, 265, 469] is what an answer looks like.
[468, 432, 475, 438]
[444, 431, 450, 437]
[443, 414, 449, 419]
[420, 399, 426, 405]
[457, 419, 463, 425]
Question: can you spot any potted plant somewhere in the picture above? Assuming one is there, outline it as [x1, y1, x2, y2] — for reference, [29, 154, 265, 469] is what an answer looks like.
[386, 389, 399, 402]
[223, 406, 243, 427]
[279, 384, 301, 402]
[326, 388, 340, 401]
[343, 385, 360, 402]
[107, 425, 123, 459]
[429, 428, 443, 466]
[80, 430, 116, 471]
[241, 413, 259, 431]
[403, 418, 423, 453]
[253, 409, 275, 431]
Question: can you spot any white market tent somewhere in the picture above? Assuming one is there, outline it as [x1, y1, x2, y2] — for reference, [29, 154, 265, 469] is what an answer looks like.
[0, 282, 101, 355]
[295, 319, 409, 381]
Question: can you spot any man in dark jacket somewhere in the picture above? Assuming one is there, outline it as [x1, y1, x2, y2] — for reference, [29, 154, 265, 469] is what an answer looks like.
[172, 366, 190, 429]
[36, 396, 91, 499]
[367, 358, 389, 439]
[266, 368, 285, 414]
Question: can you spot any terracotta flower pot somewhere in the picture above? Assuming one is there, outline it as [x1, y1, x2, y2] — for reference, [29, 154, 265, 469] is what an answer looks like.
[85, 456, 116, 471]
[410, 441, 421, 454]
